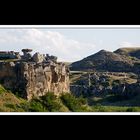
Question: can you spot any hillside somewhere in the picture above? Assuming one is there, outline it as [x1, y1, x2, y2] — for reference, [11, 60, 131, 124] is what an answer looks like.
[1, 84, 140, 112]
[0, 84, 91, 112]
[70, 49, 140, 72]
[114, 47, 140, 59]
[0, 85, 26, 112]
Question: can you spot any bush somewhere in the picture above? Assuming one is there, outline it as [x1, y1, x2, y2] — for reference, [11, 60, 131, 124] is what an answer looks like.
[40, 93, 62, 112]
[20, 93, 68, 112]
[28, 101, 47, 112]
[18, 93, 92, 112]
[21, 99, 47, 112]
[60, 94, 88, 112]
[126, 107, 140, 112]
[78, 96, 87, 105]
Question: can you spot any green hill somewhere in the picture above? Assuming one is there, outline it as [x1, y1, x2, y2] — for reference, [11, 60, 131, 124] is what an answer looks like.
[114, 47, 140, 59]
[70, 49, 138, 72]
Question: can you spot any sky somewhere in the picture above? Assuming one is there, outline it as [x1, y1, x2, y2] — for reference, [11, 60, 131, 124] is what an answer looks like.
[0, 28, 140, 62]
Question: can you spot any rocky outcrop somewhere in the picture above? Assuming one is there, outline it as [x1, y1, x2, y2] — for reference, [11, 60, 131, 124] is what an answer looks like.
[21, 49, 32, 60]
[70, 82, 140, 98]
[0, 51, 70, 100]
[32, 53, 46, 63]
[0, 51, 21, 59]
[70, 72, 139, 97]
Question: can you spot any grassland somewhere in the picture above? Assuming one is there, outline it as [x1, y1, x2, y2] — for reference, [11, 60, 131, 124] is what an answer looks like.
[0, 85, 26, 112]
[87, 93, 140, 112]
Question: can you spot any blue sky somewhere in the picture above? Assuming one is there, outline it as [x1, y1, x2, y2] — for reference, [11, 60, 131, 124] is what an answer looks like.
[0, 28, 140, 62]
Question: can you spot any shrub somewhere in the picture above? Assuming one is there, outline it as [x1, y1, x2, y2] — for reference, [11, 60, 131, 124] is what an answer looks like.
[20, 93, 66, 112]
[28, 101, 47, 112]
[78, 96, 87, 105]
[40, 93, 62, 112]
[126, 107, 140, 112]
[60, 94, 88, 112]
[20, 100, 47, 112]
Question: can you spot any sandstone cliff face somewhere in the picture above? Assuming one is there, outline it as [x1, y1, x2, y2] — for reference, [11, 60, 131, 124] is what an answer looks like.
[0, 61, 70, 100]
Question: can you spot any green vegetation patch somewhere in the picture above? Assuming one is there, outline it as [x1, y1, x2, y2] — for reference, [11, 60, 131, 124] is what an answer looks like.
[61, 94, 91, 112]
[0, 85, 7, 94]
[21, 93, 69, 112]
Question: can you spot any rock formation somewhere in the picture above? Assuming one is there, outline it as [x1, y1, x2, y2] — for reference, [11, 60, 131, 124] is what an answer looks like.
[0, 49, 70, 100]
[0, 51, 21, 59]
[32, 52, 46, 63]
[70, 81, 140, 98]
[22, 49, 32, 60]
[70, 71, 139, 97]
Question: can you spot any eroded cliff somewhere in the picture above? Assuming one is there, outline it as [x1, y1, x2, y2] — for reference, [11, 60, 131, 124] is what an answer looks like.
[0, 50, 70, 100]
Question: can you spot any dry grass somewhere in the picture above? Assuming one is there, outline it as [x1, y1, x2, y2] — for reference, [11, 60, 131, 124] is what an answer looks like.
[0, 85, 26, 112]
[119, 47, 140, 53]
[108, 75, 137, 84]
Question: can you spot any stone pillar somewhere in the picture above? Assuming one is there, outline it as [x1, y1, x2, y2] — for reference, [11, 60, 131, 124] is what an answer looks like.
[22, 49, 32, 60]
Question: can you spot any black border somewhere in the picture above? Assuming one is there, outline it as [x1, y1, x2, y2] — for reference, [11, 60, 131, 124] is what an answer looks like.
[0, 14, 140, 25]
[0, 13, 140, 133]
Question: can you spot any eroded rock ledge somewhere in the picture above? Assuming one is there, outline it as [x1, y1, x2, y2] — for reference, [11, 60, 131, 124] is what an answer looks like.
[0, 49, 70, 100]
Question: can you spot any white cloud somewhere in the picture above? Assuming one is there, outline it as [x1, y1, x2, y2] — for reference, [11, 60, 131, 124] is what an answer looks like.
[120, 41, 140, 48]
[0, 29, 96, 62]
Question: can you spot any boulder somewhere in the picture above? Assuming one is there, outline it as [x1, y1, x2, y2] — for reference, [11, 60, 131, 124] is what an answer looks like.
[33, 52, 46, 63]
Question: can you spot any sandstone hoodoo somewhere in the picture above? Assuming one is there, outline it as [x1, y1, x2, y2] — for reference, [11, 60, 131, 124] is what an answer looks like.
[0, 49, 70, 100]
[22, 48, 33, 60]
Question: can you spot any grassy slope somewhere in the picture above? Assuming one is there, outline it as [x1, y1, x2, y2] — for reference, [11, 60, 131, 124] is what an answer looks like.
[0, 84, 140, 112]
[114, 47, 140, 60]
[116, 48, 140, 53]
[0, 85, 91, 112]
[0, 85, 26, 112]
[0, 85, 70, 112]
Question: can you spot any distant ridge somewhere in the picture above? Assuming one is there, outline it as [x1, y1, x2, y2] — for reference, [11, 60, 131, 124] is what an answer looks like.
[70, 48, 140, 72]
[114, 47, 140, 59]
